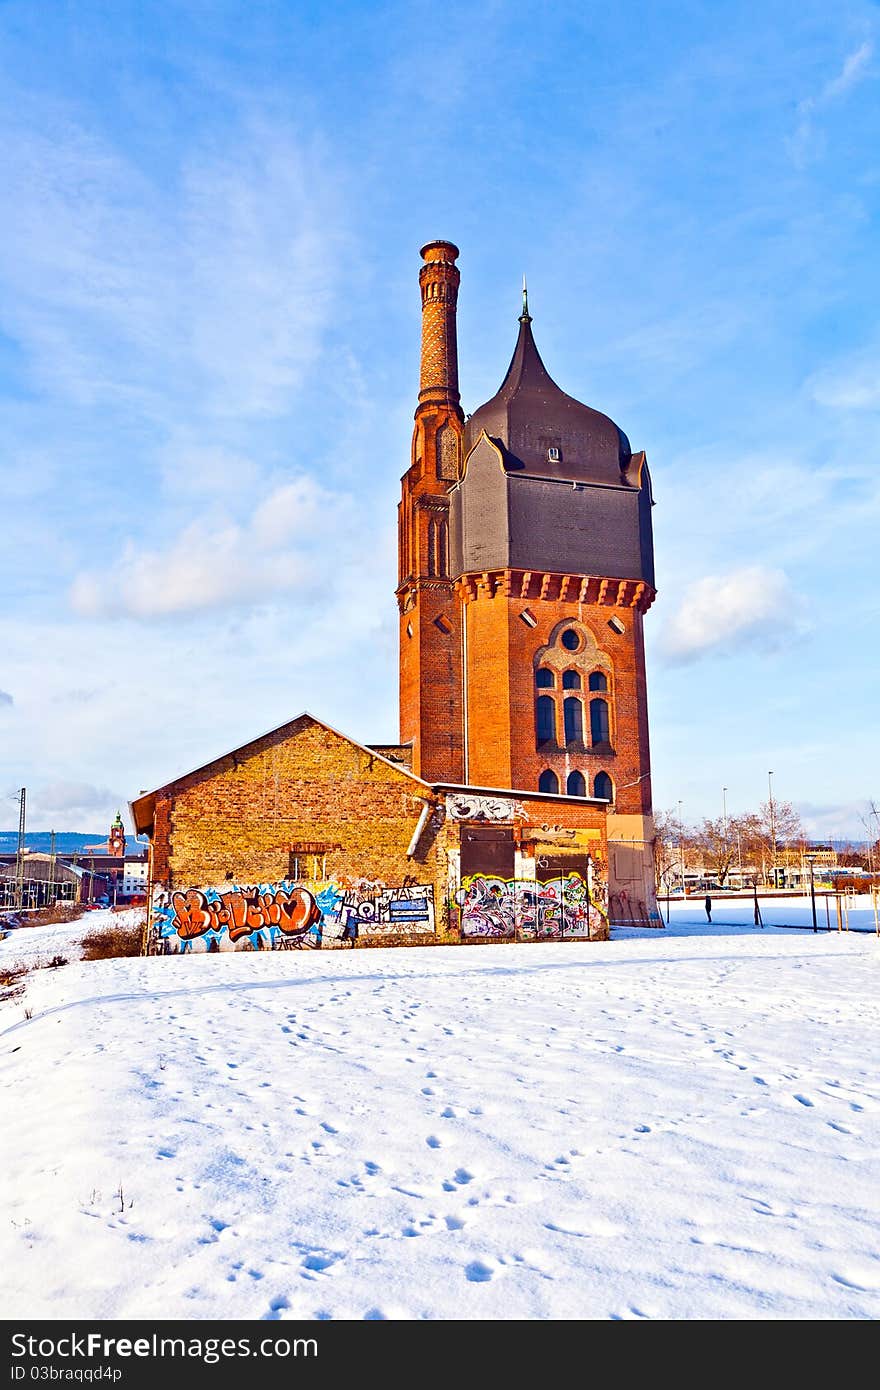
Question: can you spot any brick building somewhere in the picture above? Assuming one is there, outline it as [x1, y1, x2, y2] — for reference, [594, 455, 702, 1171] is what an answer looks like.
[131, 240, 660, 953]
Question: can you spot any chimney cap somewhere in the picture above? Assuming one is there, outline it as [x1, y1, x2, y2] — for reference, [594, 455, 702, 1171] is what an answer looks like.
[420, 240, 460, 263]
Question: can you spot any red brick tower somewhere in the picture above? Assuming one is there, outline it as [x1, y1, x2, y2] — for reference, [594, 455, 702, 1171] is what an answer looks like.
[108, 810, 126, 857]
[399, 246, 659, 917]
[397, 242, 465, 781]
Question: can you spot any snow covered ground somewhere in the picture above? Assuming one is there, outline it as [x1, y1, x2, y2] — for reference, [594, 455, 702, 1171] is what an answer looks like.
[2, 917, 879, 1320]
[0, 906, 144, 970]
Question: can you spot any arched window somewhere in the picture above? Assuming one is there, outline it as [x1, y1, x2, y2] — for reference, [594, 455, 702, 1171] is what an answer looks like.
[535, 668, 555, 688]
[590, 698, 610, 745]
[563, 697, 584, 745]
[536, 695, 555, 744]
[594, 771, 613, 801]
[427, 519, 436, 577]
[588, 670, 608, 692]
[566, 770, 586, 797]
[539, 769, 560, 794]
[562, 671, 581, 689]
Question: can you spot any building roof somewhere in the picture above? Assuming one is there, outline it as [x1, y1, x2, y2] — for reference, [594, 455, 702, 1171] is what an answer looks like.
[464, 309, 632, 487]
[130, 712, 605, 835]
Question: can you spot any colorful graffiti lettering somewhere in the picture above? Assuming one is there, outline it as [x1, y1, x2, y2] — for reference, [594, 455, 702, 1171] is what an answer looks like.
[456, 872, 606, 941]
[149, 879, 436, 954]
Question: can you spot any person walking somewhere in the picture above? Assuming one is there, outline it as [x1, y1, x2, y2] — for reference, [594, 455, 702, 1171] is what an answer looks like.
[705, 894, 712, 923]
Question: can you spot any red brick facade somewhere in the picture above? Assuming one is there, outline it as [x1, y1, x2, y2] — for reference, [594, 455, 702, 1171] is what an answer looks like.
[397, 241, 465, 782]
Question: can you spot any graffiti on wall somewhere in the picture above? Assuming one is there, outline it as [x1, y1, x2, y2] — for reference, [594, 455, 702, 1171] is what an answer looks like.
[446, 794, 524, 823]
[457, 871, 606, 941]
[149, 879, 436, 953]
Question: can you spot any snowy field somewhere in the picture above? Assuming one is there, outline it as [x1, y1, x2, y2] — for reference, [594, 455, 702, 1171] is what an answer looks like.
[664, 893, 879, 933]
[2, 915, 879, 1321]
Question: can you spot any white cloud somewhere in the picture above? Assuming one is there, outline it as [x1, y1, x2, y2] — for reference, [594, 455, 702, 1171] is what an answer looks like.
[661, 565, 804, 664]
[823, 41, 874, 101]
[22, 780, 127, 833]
[70, 475, 349, 620]
[790, 41, 874, 166]
[809, 351, 880, 410]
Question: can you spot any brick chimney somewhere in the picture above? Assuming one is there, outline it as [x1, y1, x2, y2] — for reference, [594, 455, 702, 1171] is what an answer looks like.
[397, 240, 465, 782]
[417, 240, 461, 417]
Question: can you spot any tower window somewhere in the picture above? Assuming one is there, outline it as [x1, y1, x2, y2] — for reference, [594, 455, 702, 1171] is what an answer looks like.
[536, 695, 555, 744]
[590, 698, 610, 745]
[547, 446, 561, 463]
[594, 771, 613, 802]
[563, 697, 584, 745]
[535, 668, 555, 688]
[562, 670, 581, 690]
[588, 671, 608, 692]
[538, 769, 560, 794]
[560, 629, 580, 652]
[566, 770, 586, 797]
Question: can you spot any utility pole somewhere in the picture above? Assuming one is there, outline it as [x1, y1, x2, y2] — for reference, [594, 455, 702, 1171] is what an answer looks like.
[722, 786, 728, 886]
[14, 787, 26, 911]
[768, 770, 776, 886]
[677, 799, 685, 896]
[48, 828, 56, 906]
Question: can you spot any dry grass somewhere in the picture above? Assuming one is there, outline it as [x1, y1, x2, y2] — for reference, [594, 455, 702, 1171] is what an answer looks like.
[22, 903, 86, 927]
[80, 919, 143, 961]
[0, 963, 29, 1001]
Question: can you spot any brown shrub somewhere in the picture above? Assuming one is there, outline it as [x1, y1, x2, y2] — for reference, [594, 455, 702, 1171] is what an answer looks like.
[80, 920, 143, 961]
[0, 964, 28, 1000]
[25, 903, 86, 927]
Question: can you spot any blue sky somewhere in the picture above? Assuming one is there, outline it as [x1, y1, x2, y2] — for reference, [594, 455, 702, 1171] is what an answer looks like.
[0, 0, 878, 839]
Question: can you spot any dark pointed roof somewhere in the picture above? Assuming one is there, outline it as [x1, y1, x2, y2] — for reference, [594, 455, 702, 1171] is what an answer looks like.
[464, 312, 632, 486]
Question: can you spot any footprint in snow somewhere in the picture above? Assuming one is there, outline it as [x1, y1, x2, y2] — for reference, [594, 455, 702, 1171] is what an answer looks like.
[465, 1260, 496, 1283]
[263, 1296, 290, 1321]
[793, 1094, 814, 1108]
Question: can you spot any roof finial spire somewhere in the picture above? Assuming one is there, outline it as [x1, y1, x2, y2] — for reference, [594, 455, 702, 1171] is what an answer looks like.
[520, 274, 532, 324]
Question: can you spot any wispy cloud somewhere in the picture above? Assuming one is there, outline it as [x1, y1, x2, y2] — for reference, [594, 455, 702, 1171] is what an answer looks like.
[0, 690, 13, 707]
[70, 475, 352, 619]
[790, 41, 874, 166]
[660, 565, 806, 664]
[0, 112, 344, 425]
[808, 348, 880, 410]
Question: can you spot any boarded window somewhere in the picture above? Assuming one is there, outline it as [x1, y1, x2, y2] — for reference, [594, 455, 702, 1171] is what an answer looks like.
[459, 825, 515, 880]
[436, 425, 459, 481]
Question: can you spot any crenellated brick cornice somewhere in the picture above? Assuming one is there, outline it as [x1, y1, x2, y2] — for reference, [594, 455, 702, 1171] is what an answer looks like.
[453, 570, 656, 613]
